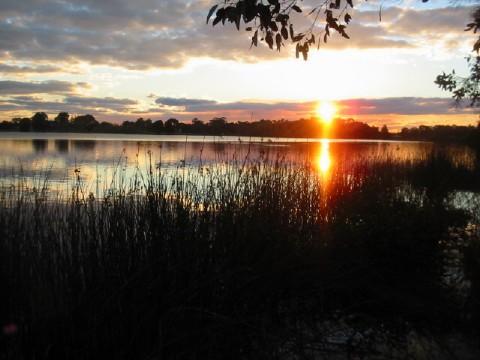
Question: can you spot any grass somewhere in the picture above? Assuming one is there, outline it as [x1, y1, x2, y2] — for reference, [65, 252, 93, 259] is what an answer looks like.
[1, 148, 479, 359]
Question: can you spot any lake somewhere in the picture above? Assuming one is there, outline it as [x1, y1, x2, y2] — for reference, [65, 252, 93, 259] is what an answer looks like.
[0, 132, 477, 200]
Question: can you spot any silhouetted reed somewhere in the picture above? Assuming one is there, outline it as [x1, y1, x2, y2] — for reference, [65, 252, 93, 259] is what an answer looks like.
[0, 149, 478, 359]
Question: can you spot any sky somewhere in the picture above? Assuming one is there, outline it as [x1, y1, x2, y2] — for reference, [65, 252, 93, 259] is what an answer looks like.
[0, 0, 479, 131]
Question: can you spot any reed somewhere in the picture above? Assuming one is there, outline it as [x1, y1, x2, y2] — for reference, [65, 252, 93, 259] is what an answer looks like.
[0, 150, 476, 359]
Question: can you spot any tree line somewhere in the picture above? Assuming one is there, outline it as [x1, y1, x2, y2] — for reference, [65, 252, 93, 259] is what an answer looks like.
[1, 111, 479, 144]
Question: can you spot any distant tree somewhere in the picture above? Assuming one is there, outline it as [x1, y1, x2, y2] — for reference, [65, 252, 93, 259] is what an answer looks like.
[165, 118, 180, 134]
[152, 120, 165, 134]
[0, 120, 14, 131]
[208, 1, 432, 60]
[12, 117, 32, 132]
[31, 112, 49, 132]
[134, 117, 153, 133]
[54, 112, 70, 131]
[55, 112, 70, 125]
[191, 118, 205, 133]
[71, 114, 99, 132]
[209, 117, 227, 134]
[380, 124, 390, 139]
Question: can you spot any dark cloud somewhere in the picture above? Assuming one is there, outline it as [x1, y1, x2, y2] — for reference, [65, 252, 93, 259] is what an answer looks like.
[0, 63, 64, 74]
[156, 96, 475, 117]
[65, 96, 138, 107]
[339, 97, 474, 115]
[0, 80, 83, 95]
[155, 97, 218, 107]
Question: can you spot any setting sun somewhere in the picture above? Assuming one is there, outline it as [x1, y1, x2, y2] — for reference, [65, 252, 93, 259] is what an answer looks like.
[316, 101, 337, 124]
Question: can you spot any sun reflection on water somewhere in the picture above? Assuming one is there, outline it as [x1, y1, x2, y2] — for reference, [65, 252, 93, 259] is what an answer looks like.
[318, 139, 331, 175]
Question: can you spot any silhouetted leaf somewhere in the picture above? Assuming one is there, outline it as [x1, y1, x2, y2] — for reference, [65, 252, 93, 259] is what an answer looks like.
[235, 11, 241, 30]
[308, 7, 318, 16]
[212, 15, 222, 27]
[302, 43, 309, 61]
[281, 26, 288, 40]
[295, 43, 301, 58]
[270, 20, 278, 32]
[474, 39, 480, 53]
[289, 24, 294, 39]
[346, 0, 353, 7]
[324, 33, 328, 43]
[466, 22, 476, 32]
[345, 13, 352, 24]
[275, 33, 282, 51]
[292, 34, 304, 42]
[246, 27, 252, 31]
[273, 3, 281, 14]
[207, 4, 218, 24]
[292, 5, 302, 13]
[266, 31, 274, 49]
[251, 30, 258, 48]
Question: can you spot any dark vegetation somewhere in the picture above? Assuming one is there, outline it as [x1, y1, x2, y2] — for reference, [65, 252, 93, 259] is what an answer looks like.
[1, 148, 480, 359]
[1, 111, 480, 146]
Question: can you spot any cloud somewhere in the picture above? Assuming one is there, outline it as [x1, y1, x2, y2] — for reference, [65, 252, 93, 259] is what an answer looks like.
[0, 0, 473, 69]
[338, 97, 473, 115]
[0, 63, 64, 74]
[155, 96, 476, 118]
[155, 97, 218, 107]
[0, 80, 86, 95]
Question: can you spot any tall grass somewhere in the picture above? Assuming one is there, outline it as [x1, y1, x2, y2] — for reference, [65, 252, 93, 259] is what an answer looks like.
[0, 150, 478, 359]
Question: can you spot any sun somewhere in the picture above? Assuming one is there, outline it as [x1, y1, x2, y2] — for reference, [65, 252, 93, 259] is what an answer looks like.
[316, 101, 337, 124]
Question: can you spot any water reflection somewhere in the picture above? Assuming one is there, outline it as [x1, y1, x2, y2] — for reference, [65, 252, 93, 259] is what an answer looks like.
[32, 139, 47, 153]
[0, 133, 478, 201]
[72, 140, 96, 150]
[55, 139, 69, 153]
[317, 140, 331, 175]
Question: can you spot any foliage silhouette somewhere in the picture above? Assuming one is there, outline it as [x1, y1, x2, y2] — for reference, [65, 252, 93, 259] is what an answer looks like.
[208, 0, 432, 60]
[436, 6, 480, 107]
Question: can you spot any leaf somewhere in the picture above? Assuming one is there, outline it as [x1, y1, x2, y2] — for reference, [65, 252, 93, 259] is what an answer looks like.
[273, 3, 280, 14]
[235, 11, 241, 30]
[292, 34, 304, 42]
[281, 26, 288, 40]
[250, 30, 258, 48]
[212, 15, 222, 27]
[346, 0, 353, 7]
[307, 7, 318, 16]
[324, 33, 328, 43]
[207, 5, 218, 24]
[292, 5, 302, 13]
[295, 43, 301, 59]
[265, 31, 274, 49]
[289, 24, 294, 40]
[302, 43, 308, 61]
[345, 13, 352, 24]
[246, 27, 252, 31]
[270, 20, 278, 32]
[275, 33, 282, 51]
[474, 39, 480, 53]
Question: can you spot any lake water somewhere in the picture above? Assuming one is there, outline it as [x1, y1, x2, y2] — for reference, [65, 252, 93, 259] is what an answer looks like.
[0, 132, 477, 200]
